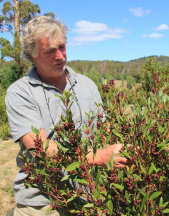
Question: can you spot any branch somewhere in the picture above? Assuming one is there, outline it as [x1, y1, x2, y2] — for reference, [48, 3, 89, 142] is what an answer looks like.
[80, 155, 96, 192]
[0, 14, 10, 20]
[0, 28, 14, 35]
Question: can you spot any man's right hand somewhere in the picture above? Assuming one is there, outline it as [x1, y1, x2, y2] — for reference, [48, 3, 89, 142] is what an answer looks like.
[20, 129, 58, 156]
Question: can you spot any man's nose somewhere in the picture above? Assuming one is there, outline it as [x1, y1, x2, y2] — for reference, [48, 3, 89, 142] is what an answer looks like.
[54, 49, 64, 60]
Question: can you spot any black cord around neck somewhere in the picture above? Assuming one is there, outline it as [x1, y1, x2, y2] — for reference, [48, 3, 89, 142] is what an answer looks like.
[41, 70, 83, 130]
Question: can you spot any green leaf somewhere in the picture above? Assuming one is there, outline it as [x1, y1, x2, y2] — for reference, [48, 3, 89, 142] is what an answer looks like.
[159, 197, 163, 208]
[106, 152, 114, 170]
[65, 161, 80, 171]
[74, 178, 89, 185]
[55, 94, 65, 104]
[61, 175, 70, 182]
[107, 200, 113, 214]
[70, 210, 80, 214]
[60, 131, 69, 141]
[110, 152, 114, 166]
[96, 170, 101, 186]
[56, 141, 69, 152]
[31, 126, 39, 136]
[120, 150, 131, 159]
[125, 191, 131, 203]
[112, 129, 124, 142]
[83, 203, 94, 208]
[112, 183, 124, 191]
[148, 163, 155, 175]
[67, 195, 77, 203]
[92, 190, 101, 201]
[141, 193, 148, 210]
[163, 209, 169, 214]
[162, 202, 169, 208]
[60, 190, 67, 195]
[92, 191, 99, 201]
[140, 163, 146, 174]
[150, 191, 162, 201]
[133, 174, 142, 181]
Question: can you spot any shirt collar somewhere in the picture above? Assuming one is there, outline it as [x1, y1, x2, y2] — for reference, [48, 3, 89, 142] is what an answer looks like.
[27, 66, 78, 90]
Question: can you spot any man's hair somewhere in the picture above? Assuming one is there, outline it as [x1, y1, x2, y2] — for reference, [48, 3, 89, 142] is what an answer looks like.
[21, 15, 68, 62]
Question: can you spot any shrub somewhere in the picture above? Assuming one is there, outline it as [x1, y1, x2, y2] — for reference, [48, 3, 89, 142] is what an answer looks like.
[21, 72, 169, 215]
[140, 58, 169, 97]
[0, 59, 30, 139]
[0, 62, 21, 90]
[0, 86, 10, 139]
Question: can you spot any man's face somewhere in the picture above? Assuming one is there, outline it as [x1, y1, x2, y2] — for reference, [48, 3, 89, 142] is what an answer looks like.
[33, 33, 67, 80]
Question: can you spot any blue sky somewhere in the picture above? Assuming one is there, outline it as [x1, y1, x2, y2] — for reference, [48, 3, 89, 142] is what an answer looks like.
[2, 0, 169, 61]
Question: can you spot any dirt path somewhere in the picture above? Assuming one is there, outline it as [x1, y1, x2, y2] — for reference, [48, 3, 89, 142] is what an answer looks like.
[0, 139, 19, 216]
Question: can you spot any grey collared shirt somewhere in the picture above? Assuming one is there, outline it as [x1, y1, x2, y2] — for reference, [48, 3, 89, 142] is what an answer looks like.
[5, 66, 103, 206]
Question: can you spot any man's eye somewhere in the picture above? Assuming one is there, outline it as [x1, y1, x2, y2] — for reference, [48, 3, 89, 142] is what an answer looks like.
[45, 48, 55, 53]
[59, 45, 65, 50]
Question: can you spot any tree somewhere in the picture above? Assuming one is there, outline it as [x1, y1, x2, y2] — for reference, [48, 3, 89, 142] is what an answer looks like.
[0, 0, 40, 69]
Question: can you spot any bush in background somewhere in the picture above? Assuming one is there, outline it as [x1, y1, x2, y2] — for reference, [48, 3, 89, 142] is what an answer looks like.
[21, 58, 169, 215]
[0, 86, 10, 139]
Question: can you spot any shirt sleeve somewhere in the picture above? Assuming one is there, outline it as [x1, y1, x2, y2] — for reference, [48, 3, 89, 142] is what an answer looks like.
[5, 85, 44, 142]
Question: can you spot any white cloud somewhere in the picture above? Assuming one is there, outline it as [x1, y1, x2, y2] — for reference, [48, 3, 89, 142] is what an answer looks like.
[142, 33, 164, 39]
[69, 20, 128, 46]
[130, 7, 151, 17]
[73, 20, 108, 34]
[155, 24, 169, 31]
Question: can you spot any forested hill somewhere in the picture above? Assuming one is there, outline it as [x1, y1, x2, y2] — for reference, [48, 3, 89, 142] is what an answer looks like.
[67, 55, 169, 81]
[0, 55, 168, 91]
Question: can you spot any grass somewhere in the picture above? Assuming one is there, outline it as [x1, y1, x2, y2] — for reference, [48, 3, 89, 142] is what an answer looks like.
[0, 139, 19, 216]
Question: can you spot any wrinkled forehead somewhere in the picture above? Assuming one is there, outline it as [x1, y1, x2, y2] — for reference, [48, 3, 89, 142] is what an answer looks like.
[36, 33, 66, 49]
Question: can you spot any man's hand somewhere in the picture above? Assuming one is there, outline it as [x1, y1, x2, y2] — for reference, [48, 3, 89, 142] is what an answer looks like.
[104, 144, 130, 168]
[87, 143, 130, 168]
[20, 129, 58, 157]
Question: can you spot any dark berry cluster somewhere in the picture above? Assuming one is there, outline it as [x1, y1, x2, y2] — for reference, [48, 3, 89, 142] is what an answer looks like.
[98, 113, 103, 118]
[142, 174, 153, 183]
[50, 202, 60, 210]
[103, 84, 109, 93]
[23, 164, 31, 174]
[125, 177, 137, 192]
[151, 72, 160, 94]
[63, 122, 75, 131]
[35, 173, 42, 184]
[117, 92, 124, 100]
[155, 206, 163, 216]
[69, 134, 75, 144]
[84, 129, 90, 135]
[77, 187, 84, 195]
[109, 79, 115, 86]
[35, 137, 43, 154]
[108, 170, 118, 183]
[95, 199, 102, 207]
[55, 126, 62, 136]
[97, 121, 102, 129]
[121, 124, 131, 134]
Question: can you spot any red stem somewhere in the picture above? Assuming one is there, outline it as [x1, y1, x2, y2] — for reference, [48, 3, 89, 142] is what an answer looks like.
[80, 156, 96, 192]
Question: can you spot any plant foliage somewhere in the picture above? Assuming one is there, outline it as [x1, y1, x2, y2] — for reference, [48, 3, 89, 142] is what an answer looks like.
[21, 59, 169, 215]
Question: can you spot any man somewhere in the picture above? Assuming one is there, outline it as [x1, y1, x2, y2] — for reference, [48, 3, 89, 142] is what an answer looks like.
[5, 16, 129, 215]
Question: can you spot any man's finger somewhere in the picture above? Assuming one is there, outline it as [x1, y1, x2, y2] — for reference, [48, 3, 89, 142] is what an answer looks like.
[114, 156, 129, 164]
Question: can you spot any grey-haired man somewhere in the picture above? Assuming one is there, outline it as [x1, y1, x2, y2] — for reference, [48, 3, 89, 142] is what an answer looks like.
[5, 16, 129, 215]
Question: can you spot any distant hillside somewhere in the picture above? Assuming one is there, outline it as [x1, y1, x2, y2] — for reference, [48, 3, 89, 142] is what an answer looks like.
[67, 55, 169, 81]
[127, 55, 169, 65]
